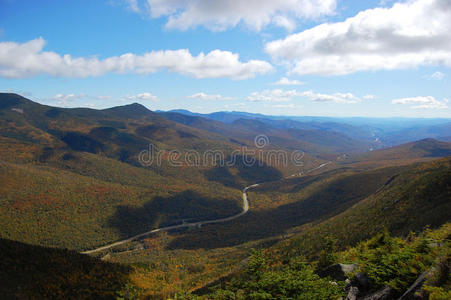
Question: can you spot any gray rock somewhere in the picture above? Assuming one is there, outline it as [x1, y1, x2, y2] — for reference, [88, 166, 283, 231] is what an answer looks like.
[317, 263, 358, 281]
[346, 286, 359, 300]
[352, 272, 370, 290]
[398, 270, 430, 300]
[361, 286, 394, 300]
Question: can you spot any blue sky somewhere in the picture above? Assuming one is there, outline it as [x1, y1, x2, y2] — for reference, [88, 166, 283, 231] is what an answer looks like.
[0, 0, 450, 117]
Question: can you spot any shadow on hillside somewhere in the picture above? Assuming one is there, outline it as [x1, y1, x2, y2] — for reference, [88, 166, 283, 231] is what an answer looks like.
[165, 197, 356, 251]
[0, 238, 131, 298]
[108, 190, 241, 239]
[204, 155, 283, 188]
[166, 168, 400, 250]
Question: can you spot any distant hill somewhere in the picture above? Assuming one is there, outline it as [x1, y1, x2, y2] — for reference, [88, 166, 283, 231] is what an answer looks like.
[0, 93, 234, 159]
[380, 122, 451, 146]
[160, 111, 370, 155]
[161, 109, 451, 149]
[346, 138, 451, 167]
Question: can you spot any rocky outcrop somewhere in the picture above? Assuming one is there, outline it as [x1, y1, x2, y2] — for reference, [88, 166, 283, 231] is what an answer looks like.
[346, 286, 359, 300]
[361, 286, 394, 300]
[317, 263, 358, 281]
[351, 272, 371, 291]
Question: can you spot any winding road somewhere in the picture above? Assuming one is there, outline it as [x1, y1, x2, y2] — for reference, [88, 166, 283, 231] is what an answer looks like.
[81, 184, 258, 254]
[81, 162, 331, 255]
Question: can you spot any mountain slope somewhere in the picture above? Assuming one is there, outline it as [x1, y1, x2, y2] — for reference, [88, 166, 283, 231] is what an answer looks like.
[344, 138, 451, 168]
[281, 156, 451, 259]
[0, 238, 131, 298]
[0, 157, 242, 251]
[0, 93, 314, 178]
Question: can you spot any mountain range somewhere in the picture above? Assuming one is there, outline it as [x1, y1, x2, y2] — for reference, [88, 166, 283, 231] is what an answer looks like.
[0, 93, 450, 298]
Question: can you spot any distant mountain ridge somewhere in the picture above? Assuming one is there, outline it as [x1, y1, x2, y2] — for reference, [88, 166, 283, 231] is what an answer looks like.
[160, 108, 451, 148]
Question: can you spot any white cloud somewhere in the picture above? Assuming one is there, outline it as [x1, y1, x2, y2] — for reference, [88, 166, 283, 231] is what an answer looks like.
[273, 77, 305, 86]
[266, 103, 299, 109]
[0, 38, 273, 79]
[125, 0, 140, 12]
[52, 93, 78, 101]
[300, 90, 361, 103]
[146, 0, 336, 31]
[47, 93, 114, 106]
[272, 16, 297, 32]
[429, 71, 445, 80]
[363, 94, 376, 100]
[123, 92, 158, 101]
[265, 0, 451, 75]
[247, 89, 300, 102]
[392, 96, 448, 109]
[188, 92, 235, 101]
[378, 0, 395, 7]
[247, 89, 360, 103]
[49, 94, 84, 107]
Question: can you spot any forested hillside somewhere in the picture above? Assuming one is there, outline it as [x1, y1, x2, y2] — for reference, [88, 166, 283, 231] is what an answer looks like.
[0, 93, 450, 298]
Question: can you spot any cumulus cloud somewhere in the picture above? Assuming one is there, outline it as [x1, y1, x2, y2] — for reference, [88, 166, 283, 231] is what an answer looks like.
[428, 71, 445, 80]
[300, 90, 361, 103]
[123, 92, 158, 101]
[0, 38, 273, 79]
[52, 93, 79, 103]
[48, 93, 88, 107]
[145, 0, 336, 31]
[188, 92, 235, 101]
[392, 96, 448, 109]
[247, 89, 300, 102]
[247, 89, 361, 103]
[265, 0, 451, 75]
[125, 0, 140, 12]
[273, 77, 305, 86]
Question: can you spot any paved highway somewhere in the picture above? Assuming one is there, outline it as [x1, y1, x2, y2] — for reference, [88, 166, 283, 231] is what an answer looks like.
[81, 162, 331, 255]
[81, 184, 257, 255]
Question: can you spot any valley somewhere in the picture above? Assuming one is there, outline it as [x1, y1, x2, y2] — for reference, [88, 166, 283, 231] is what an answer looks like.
[2, 1, 451, 298]
[0, 93, 450, 298]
